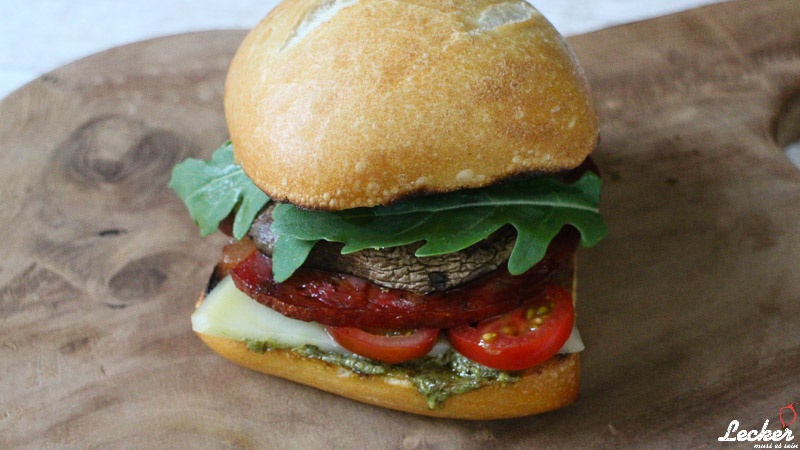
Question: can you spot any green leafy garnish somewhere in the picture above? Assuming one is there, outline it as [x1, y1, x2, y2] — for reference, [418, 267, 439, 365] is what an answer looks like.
[169, 142, 607, 283]
[168, 141, 269, 239]
[269, 173, 607, 281]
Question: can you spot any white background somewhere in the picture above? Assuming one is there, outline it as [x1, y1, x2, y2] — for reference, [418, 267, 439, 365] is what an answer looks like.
[0, 0, 729, 100]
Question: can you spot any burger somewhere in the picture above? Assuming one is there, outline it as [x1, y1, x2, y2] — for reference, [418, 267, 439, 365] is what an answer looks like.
[169, 0, 607, 419]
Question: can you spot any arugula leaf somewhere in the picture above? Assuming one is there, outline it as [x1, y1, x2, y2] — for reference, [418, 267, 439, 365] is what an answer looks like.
[269, 173, 607, 281]
[168, 141, 269, 239]
[169, 140, 607, 283]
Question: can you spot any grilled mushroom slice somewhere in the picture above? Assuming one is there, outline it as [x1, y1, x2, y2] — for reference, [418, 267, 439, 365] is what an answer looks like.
[248, 205, 515, 294]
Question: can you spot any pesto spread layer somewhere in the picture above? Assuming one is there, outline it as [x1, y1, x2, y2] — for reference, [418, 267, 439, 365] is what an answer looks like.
[245, 339, 519, 408]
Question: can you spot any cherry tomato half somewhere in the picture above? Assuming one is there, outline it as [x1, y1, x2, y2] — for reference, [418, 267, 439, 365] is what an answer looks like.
[446, 285, 574, 371]
[326, 327, 440, 364]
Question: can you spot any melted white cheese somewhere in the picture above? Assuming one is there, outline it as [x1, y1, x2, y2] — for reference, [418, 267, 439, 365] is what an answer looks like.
[193, 275, 347, 353]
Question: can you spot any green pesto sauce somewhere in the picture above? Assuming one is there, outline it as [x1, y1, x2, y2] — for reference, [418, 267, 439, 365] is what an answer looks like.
[244, 339, 519, 409]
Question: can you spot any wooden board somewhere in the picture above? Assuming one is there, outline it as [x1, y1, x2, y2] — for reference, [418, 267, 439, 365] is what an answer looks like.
[1, 0, 799, 447]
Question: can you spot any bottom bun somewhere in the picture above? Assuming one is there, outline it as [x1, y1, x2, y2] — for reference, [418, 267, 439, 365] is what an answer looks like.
[195, 236, 581, 420]
[196, 330, 579, 420]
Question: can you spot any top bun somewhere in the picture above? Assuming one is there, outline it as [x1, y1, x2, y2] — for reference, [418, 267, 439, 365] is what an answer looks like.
[225, 0, 599, 210]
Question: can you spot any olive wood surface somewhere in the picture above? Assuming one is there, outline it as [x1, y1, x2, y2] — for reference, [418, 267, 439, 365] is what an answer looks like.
[1, 0, 799, 447]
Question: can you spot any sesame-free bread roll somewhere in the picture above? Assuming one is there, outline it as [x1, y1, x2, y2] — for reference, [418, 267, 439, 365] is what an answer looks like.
[224, 0, 599, 210]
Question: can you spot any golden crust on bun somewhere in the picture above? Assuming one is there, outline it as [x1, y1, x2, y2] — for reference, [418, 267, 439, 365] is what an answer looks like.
[191, 0, 601, 420]
[225, 0, 599, 210]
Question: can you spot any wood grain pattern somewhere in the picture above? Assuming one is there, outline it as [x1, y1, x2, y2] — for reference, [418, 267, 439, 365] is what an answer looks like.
[1, 1, 799, 448]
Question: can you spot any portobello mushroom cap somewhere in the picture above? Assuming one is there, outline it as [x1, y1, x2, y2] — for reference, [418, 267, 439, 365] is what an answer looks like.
[248, 204, 516, 294]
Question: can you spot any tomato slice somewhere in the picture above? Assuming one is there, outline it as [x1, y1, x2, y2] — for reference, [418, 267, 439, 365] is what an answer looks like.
[446, 285, 574, 371]
[326, 327, 440, 364]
